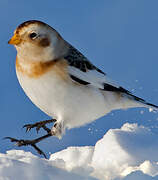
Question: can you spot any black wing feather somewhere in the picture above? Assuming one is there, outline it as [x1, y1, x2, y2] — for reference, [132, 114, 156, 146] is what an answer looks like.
[70, 75, 90, 85]
[65, 45, 105, 74]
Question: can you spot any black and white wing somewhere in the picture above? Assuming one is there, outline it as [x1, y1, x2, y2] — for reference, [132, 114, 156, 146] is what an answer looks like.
[64, 45, 158, 109]
[65, 45, 130, 94]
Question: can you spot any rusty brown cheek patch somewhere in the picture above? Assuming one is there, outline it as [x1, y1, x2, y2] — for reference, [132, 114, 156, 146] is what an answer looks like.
[39, 38, 50, 47]
[16, 58, 68, 79]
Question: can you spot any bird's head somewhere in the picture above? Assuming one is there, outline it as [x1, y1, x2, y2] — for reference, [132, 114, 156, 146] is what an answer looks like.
[8, 20, 68, 62]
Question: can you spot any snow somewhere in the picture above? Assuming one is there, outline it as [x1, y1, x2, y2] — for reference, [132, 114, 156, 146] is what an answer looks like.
[0, 150, 96, 180]
[1, 123, 158, 180]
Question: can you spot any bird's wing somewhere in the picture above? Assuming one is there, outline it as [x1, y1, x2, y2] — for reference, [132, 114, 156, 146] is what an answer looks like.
[65, 45, 130, 94]
[64, 45, 158, 110]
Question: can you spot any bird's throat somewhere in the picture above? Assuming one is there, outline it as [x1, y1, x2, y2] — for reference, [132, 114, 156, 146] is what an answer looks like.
[16, 57, 58, 78]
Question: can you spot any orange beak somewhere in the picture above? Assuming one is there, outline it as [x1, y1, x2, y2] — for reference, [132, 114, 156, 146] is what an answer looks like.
[8, 34, 21, 45]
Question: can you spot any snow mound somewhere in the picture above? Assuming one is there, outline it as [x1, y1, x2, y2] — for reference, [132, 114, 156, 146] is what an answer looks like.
[49, 146, 94, 175]
[1, 123, 158, 180]
[91, 123, 158, 179]
[0, 150, 96, 180]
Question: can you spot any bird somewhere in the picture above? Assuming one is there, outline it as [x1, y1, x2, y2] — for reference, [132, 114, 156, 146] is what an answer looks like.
[6, 20, 158, 158]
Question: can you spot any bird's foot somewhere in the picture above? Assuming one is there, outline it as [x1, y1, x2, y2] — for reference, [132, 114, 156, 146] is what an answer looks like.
[23, 119, 56, 134]
[5, 120, 63, 158]
[5, 132, 52, 159]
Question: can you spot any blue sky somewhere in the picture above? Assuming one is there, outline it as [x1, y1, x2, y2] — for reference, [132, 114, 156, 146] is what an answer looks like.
[1, 0, 158, 157]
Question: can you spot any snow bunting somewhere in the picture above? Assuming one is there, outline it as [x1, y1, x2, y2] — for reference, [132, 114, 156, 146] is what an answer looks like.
[6, 20, 158, 157]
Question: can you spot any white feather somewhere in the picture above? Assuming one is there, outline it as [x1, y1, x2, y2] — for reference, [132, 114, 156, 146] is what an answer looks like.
[68, 66, 119, 89]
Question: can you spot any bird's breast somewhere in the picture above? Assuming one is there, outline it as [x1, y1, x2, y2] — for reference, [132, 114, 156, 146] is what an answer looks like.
[16, 58, 108, 129]
[16, 57, 69, 79]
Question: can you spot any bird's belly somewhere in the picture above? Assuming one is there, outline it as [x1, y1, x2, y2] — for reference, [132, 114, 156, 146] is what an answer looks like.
[16, 71, 108, 129]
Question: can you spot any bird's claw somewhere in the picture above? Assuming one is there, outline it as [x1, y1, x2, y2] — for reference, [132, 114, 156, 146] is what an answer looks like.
[5, 119, 56, 158]
[23, 119, 56, 134]
[23, 124, 41, 133]
[5, 137, 32, 146]
[4, 137, 19, 143]
[23, 124, 33, 132]
[5, 136, 47, 158]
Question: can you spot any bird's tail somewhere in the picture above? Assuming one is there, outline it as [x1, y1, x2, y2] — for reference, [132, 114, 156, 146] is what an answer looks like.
[101, 83, 158, 111]
[125, 92, 158, 111]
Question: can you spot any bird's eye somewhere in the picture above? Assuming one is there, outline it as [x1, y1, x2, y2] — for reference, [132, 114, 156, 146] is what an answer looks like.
[29, 32, 37, 39]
